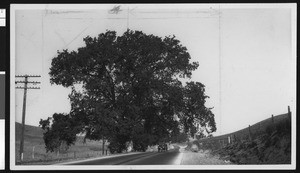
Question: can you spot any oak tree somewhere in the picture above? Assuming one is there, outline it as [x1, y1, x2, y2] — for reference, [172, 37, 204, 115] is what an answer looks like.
[44, 30, 216, 153]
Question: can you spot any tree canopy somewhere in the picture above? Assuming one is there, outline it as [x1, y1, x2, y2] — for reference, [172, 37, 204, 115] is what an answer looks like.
[39, 113, 80, 152]
[41, 30, 216, 153]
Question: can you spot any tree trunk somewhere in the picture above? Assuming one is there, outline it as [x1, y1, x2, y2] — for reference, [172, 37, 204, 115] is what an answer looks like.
[102, 137, 105, 155]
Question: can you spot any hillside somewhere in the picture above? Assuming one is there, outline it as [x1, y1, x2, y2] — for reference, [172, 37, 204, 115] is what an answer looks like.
[215, 125, 291, 164]
[15, 122, 44, 144]
[186, 112, 291, 164]
[15, 122, 109, 164]
[196, 113, 290, 149]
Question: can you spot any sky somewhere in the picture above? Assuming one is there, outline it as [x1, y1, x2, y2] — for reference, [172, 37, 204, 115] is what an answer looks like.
[12, 4, 296, 136]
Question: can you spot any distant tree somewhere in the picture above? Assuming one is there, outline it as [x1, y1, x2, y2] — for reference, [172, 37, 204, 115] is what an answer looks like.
[39, 113, 80, 152]
[45, 29, 216, 153]
[195, 133, 206, 140]
[207, 134, 213, 138]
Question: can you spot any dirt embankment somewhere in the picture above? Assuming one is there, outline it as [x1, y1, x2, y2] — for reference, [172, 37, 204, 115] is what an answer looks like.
[188, 118, 291, 164]
[213, 125, 291, 164]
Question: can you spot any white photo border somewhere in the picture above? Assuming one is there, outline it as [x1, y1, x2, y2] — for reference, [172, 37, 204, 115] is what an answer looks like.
[10, 3, 297, 170]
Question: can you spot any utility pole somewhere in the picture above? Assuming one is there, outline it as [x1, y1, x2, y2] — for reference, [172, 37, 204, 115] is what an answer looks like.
[15, 75, 41, 162]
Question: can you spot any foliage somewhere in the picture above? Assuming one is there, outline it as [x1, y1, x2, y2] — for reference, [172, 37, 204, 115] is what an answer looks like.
[132, 133, 151, 152]
[195, 133, 206, 140]
[39, 113, 80, 153]
[171, 132, 189, 143]
[107, 134, 129, 154]
[44, 29, 216, 153]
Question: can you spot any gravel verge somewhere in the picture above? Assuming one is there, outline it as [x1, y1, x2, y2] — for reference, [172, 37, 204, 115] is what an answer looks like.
[180, 148, 232, 165]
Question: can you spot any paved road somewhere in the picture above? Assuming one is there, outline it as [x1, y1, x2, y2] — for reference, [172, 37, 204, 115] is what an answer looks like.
[63, 146, 183, 165]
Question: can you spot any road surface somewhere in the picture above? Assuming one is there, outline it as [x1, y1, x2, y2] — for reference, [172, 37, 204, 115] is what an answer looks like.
[62, 146, 183, 165]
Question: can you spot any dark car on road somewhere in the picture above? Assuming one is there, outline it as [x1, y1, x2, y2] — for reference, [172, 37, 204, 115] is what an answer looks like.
[158, 143, 168, 152]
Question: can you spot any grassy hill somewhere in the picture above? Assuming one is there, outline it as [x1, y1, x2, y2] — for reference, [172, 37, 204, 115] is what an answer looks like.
[15, 122, 109, 165]
[187, 112, 291, 164]
[195, 113, 290, 148]
[15, 122, 44, 144]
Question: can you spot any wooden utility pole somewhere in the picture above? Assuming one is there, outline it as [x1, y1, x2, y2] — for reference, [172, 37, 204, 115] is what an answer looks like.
[15, 75, 41, 162]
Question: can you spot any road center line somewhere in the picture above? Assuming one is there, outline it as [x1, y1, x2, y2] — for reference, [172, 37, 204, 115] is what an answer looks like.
[115, 152, 161, 165]
[173, 152, 183, 165]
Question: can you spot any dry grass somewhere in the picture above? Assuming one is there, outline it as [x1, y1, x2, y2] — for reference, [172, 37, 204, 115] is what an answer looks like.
[15, 122, 110, 165]
[196, 113, 290, 150]
[15, 138, 110, 165]
[180, 149, 231, 165]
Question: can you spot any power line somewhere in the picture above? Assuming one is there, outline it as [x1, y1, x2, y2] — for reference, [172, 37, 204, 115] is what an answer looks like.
[15, 81, 41, 84]
[16, 87, 41, 89]
[16, 75, 41, 78]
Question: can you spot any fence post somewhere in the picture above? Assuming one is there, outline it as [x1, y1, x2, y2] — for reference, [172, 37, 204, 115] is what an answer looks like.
[248, 125, 252, 141]
[233, 134, 236, 143]
[271, 114, 274, 123]
[228, 136, 231, 144]
[32, 146, 35, 159]
[288, 106, 291, 120]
